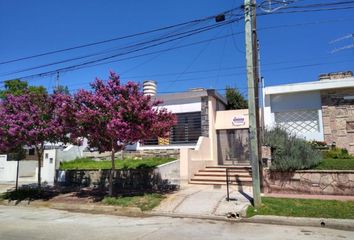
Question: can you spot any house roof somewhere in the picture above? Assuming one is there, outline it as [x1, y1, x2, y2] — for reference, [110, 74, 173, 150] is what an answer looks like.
[155, 89, 227, 105]
[264, 77, 354, 95]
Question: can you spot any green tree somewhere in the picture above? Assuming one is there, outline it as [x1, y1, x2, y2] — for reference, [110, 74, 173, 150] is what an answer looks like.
[0, 79, 47, 99]
[225, 86, 248, 110]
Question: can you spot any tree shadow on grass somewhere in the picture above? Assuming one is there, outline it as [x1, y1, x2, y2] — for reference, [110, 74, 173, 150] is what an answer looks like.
[55, 168, 179, 202]
[1, 184, 60, 205]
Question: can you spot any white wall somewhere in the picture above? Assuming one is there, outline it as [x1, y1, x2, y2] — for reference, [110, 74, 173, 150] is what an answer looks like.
[263, 91, 324, 141]
[40, 149, 57, 184]
[56, 144, 84, 162]
[0, 155, 16, 182]
[159, 102, 201, 114]
[0, 155, 37, 182]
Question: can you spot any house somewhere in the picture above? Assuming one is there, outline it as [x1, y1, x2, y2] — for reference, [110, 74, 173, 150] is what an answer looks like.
[263, 71, 354, 154]
[126, 81, 252, 185]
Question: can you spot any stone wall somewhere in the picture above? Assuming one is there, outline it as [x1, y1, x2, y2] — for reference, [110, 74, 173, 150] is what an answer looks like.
[201, 96, 209, 137]
[124, 149, 179, 159]
[321, 88, 354, 154]
[56, 161, 180, 193]
[263, 169, 354, 195]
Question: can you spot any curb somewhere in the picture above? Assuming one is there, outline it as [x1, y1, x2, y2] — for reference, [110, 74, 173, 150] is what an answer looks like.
[0, 200, 144, 217]
[241, 215, 354, 231]
[1, 200, 354, 231]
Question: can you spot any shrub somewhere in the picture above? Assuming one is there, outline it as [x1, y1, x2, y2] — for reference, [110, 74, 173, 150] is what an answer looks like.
[324, 147, 353, 159]
[310, 140, 328, 149]
[264, 127, 323, 171]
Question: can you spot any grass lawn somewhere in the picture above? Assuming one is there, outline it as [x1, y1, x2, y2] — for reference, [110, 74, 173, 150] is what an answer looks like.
[247, 197, 354, 219]
[102, 193, 165, 211]
[314, 158, 354, 170]
[59, 157, 175, 170]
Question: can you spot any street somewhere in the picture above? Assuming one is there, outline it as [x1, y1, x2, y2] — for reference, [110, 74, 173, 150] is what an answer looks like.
[0, 206, 353, 240]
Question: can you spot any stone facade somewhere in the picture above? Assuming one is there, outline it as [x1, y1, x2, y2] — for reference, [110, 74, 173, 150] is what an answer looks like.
[56, 161, 180, 192]
[321, 88, 354, 154]
[263, 169, 354, 195]
[124, 149, 180, 159]
[201, 96, 209, 137]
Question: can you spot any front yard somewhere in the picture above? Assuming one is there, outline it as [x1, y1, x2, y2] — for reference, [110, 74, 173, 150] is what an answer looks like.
[59, 157, 175, 170]
[247, 197, 354, 219]
[103, 193, 165, 211]
[313, 158, 354, 170]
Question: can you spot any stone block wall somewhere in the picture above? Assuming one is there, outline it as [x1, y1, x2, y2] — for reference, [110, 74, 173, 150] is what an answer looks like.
[56, 161, 180, 193]
[201, 96, 209, 137]
[321, 88, 354, 154]
[124, 149, 179, 159]
[263, 169, 354, 195]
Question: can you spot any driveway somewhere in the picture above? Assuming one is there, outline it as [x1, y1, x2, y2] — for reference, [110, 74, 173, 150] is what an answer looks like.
[153, 185, 252, 217]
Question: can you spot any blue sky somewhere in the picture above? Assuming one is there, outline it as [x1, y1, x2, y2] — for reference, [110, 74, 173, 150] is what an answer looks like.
[0, 0, 353, 97]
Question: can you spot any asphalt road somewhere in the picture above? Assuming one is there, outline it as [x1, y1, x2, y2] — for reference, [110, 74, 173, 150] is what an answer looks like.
[0, 206, 353, 240]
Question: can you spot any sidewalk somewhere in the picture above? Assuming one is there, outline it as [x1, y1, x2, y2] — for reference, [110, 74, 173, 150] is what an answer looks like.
[1, 185, 354, 231]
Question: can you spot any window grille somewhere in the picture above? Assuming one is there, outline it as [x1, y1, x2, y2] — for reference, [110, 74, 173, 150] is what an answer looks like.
[142, 112, 201, 145]
[274, 110, 319, 133]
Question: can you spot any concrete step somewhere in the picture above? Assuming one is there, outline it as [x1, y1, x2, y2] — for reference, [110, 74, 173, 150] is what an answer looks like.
[206, 165, 251, 169]
[189, 165, 253, 186]
[194, 172, 252, 177]
[192, 175, 252, 182]
[189, 180, 253, 186]
[199, 169, 252, 173]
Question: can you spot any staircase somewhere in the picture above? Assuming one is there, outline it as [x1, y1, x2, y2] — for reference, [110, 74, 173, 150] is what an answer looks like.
[189, 165, 252, 186]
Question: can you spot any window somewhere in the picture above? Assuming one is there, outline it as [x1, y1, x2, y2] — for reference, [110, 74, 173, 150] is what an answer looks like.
[45, 153, 49, 159]
[143, 112, 202, 145]
[170, 112, 201, 144]
[274, 110, 319, 133]
[28, 148, 35, 156]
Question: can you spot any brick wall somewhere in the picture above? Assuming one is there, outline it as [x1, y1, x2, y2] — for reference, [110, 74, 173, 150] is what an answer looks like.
[321, 88, 354, 154]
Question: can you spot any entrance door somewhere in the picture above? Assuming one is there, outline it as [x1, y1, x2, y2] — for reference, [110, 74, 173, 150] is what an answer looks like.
[217, 129, 250, 165]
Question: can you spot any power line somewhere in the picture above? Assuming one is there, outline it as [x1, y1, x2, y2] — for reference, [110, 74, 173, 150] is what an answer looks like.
[2, 19, 244, 83]
[0, 7, 241, 65]
[55, 58, 353, 92]
[1, 17, 243, 77]
[258, 5, 354, 15]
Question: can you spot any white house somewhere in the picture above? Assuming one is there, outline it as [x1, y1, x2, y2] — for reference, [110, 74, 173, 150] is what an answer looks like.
[263, 71, 354, 153]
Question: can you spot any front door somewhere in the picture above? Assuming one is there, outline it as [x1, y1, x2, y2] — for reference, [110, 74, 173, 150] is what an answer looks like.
[217, 129, 250, 165]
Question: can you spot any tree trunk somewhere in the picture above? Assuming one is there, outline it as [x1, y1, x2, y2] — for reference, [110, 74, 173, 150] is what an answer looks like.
[109, 146, 115, 196]
[35, 145, 43, 189]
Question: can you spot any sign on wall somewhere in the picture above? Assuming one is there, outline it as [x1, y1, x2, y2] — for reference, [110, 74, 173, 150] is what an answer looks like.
[232, 115, 246, 126]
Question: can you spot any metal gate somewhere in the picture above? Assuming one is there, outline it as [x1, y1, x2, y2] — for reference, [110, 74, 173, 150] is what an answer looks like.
[217, 129, 250, 165]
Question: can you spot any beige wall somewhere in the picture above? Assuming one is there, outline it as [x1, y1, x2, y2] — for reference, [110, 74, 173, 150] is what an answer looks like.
[180, 137, 214, 184]
[208, 96, 219, 164]
[215, 109, 249, 130]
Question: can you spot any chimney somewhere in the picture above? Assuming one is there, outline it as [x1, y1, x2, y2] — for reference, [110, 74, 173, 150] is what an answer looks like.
[143, 80, 157, 96]
[319, 71, 353, 81]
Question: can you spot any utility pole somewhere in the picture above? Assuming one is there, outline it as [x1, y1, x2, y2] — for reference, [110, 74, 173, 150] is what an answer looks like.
[55, 71, 60, 92]
[244, 0, 261, 208]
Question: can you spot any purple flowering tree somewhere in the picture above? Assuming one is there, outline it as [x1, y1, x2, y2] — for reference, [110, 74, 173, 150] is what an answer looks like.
[73, 72, 176, 196]
[0, 92, 74, 188]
